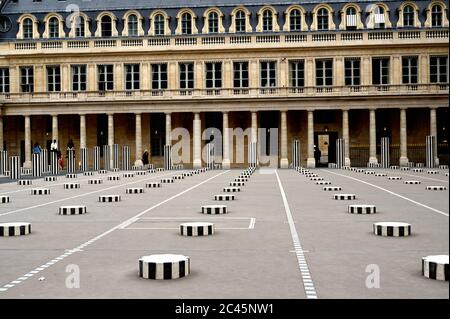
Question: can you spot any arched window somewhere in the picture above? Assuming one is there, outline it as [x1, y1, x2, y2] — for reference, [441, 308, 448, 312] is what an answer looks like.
[23, 18, 33, 39]
[49, 17, 59, 38]
[154, 14, 165, 35]
[317, 8, 329, 30]
[235, 10, 246, 32]
[346, 7, 357, 29]
[374, 6, 385, 28]
[128, 14, 138, 36]
[432, 5, 443, 27]
[208, 12, 219, 33]
[182, 12, 192, 34]
[290, 9, 301, 31]
[75, 16, 85, 37]
[101, 15, 112, 37]
[262, 10, 273, 32]
[403, 5, 415, 27]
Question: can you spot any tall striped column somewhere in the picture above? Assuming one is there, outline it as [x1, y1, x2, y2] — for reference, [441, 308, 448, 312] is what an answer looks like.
[80, 148, 88, 172]
[369, 109, 378, 165]
[336, 139, 345, 169]
[32, 153, 42, 177]
[381, 137, 390, 168]
[206, 143, 215, 170]
[112, 144, 119, 170]
[0, 150, 8, 175]
[292, 139, 300, 168]
[50, 151, 59, 175]
[248, 142, 257, 168]
[122, 146, 130, 171]
[40, 149, 48, 173]
[93, 146, 100, 171]
[164, 145, 172, 170]
[102, 145, 110, 170]
[9, 156, 21, 180]
[67, 148, 75, 173]
[426, 136, 436, 168]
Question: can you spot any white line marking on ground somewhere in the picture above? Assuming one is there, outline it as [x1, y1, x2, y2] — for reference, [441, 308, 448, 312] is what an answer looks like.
[275, 170, 318, 299]
[0, 172, 174, 217]
[388, 171, 449, 183]
[0, 170, 228, 294]
[324, 170, 449, 217]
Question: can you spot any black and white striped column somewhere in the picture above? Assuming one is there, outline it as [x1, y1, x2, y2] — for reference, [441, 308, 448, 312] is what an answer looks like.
[80, 148, 88, 172]
[164, 145, 172, 170]
[8, 156, 20, 180]
[381, 137, 390, 169]
[139, 254, 190, 280]
[0, 150, 8, 175]
[122, 146, 130, 171]
[422, 255, 449, 281]
[248, 142, 257, 168]
[180, 222, 214, 237]
[0, 222, 32, 237]
[112, 144, 119, 170]
[50, 151, 59, 175]
[93, 146, 100, 171]
[32, 153, 42, 177]
[41, 149, 48, 174]
[206, 143, 215, 170]
[426, 135, 436, 169]
[102, 145, 110, 171]
[67, 148, 75, 173]
[291, 139, 300, 169]
[336, 138, 345, 169]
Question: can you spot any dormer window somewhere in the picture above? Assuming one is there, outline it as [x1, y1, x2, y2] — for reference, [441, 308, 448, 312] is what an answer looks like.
[403, 5, 415, 27]
[48, 17, 59, 38]
[75, 16, 85, 37]
[154, 14, 165, 35]
[182, 13, 192, 35]
[208, 12, 219, 33]
[23, 18, 33, 39]
[346, 7, 357, 29]
[317, 8, 329, 30]
[235, 10, 246, 32]
[128, 14, 138, 36]
[101, 15, 112, 37]
[290, 9, 301, 31]
[374, 6, 386, 28]
[262, 10, 273, 32]
[432, 5, 443, 27]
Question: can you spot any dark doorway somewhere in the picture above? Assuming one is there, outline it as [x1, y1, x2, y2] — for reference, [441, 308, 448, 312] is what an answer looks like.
[20, 140, 25, 165]
[97, 114, 108, 156]
[259, 111, 279, 156]
[314, 131, 338, 167]
[204, 112, 222, 143]
[151, 113, 165, 157]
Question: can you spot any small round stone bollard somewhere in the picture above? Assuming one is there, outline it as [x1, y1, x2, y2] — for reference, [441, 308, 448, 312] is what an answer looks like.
[99, 195, 121, 202]
[0, 222, 32, 237]
[373, 222, 411, 237]
[323, 186, 341, 191]
[59, 206, 87, 215]
[31, 188, 50, 195]
[139, 254, 190, 280]
[422, 255, 449, 281]
[334, 194, 356, 200]
[201, 205, 227, 215]
[348, 205, 376, 214]
[214, 194, 235, 201]
[0, 196, 10, 204]
[180, 222, 214, 237]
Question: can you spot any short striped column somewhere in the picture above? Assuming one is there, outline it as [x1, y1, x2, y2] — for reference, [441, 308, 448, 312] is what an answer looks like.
[164, 145, 172, 170]
[248, 142, 257, 168]
[291, 139, 300, 168]
[180, 222, 214, 237]
[32, 153, 42, 177]
[0, 150, 8, 175]
[50, 151, 59, 175]
[348, 205, 376, 214]
[426, 135, 436, 168]
[201, 205, 227, 215]
[336, 138, 345, 169]
[373, 222, 411, 237]
[422, 255, 449, 281]
[102, 145, 110, 171]
[1, 196, 10, 204]
[112, 144, 119, 170]
[139, 254, 190, 280]
[381, 137, 390, 169]
[93, 146, 100, 171]
[80, 148, 88, 172]
[67, 148, 75, 173]
[122, 146, 130, 171]
[0, 222, 32, 237]
[59, 206, 87, 215]
[8, 156, 21, 180]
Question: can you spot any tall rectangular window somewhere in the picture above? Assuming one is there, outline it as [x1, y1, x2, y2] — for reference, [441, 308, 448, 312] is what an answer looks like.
[402, 56, 418, 84]
[289, 60, 304, 87]
[316, 59, 333, 86]
[125, 64, 140, 90]
[20, 66, 34, 93]
[344, 58, 361, 86]
[260, 61, 277, 87]
[179, 63, 194, 89]
[71, 65, 86, 91]
[98, 65, 114, 91]
[430, 56, 448, 83]
[0, 68, 10, 93]
[233, 61, 249, 88]
[372, 57, 390, 85]
[151, 64, 168, 90]
[205, 62, 222, 88]
[47, 65, 61, 92]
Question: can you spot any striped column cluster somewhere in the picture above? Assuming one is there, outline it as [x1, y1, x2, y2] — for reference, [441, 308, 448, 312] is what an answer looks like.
[164, 145, 172, 170]
[0, 150, 8, 175]
[67, 148, 75, 174]
[291, 139, 300, 169]
[102, 145, 110, 170]
[206, 143, 215, 170]
[248, 142, 257, 168]
[41, 149, 49, 174]
[139, 254, 190, 280]
[336, 139, 345, 169]
[32, 153, 42, 177]
[381, 137, 390, 169]
[80, 148, 88, 172]
[50, 151, 59, 175]
[426, 136, 436, 168]
[8, 156, 20, 180]
[122, 146, 130, 171]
